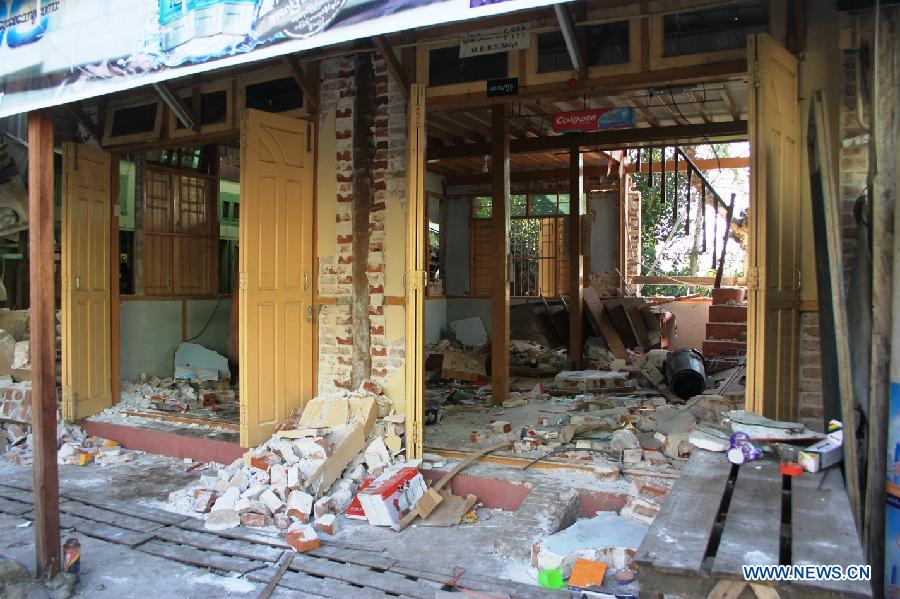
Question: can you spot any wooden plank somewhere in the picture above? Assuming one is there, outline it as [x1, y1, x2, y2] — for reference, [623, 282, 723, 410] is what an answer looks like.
[583, 287, 626, 358]
[0, 497, 33, 516]
[247, 565, 394, 599]
[56, 512, 155, 548]
[389, 564, 567, 599]
[154, 526, 284, 562]
[624, 299, 652, 349]
[791, 481, 872, 597]
[110, 154, 121, 407]
[635, 450, 732, 575]
[59, 502, 164, 533]
[604, 298, 639, 348]
[178, 517, 289, 547]
[62, 491, 190, 525]
[490, 104, 510, 406]
[568, 147, 583, 369]
[711, 459, 782, 577]
[308, 544, 397, 570]
[139, 539, 266, 574]
[0, 485, 34, 503]
[28, 108, 61, 578]
[289, 553, 440, 599]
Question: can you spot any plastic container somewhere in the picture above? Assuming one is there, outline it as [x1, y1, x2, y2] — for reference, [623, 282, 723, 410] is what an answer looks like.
[779, 444, 804, 476]
[537, 569, 565, 589]
[663, 349, 706, 399]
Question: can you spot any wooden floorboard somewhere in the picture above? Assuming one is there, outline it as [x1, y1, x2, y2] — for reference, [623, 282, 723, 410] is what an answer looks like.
[289, 553, 441, 599]
[57, 512, 155, 548]
[0, 496, 33, 516]
[0, 485, 34, 504]
[59, 502, 164, 533]
[248, 565, 395, 599]
[389, 564, 569, 599]
[139, 539, 267, 574]
[154, 526, 284, 562]
[309, 544, 398, 570]
[62, 491, 191, 526]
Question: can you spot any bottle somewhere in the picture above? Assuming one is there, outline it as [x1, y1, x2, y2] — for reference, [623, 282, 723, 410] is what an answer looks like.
[62, 537, 80, 580]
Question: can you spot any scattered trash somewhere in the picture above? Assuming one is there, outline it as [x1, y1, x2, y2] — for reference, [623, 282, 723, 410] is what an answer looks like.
[727, 432, 762, 465]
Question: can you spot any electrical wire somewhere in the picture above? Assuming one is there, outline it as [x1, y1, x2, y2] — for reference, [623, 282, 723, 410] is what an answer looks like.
[522, 446, 624, 470]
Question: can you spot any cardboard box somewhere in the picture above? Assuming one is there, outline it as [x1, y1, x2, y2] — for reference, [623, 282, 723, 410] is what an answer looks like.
[358, 462, 427, 526]
[800, 420, 843, 473]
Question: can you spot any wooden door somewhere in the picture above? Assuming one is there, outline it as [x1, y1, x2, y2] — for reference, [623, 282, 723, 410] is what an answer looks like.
[405, 84, 427, 460]
[745, 33, 801, 421]
[62, 144, 112, 420]
[239, 109, 314, 447]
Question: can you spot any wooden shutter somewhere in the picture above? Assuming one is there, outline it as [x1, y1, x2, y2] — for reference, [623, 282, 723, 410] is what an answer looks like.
[471, 219, 494, 297]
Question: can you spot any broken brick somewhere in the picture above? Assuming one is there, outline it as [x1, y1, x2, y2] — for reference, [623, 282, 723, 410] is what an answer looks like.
[314, 514, 337, 536]
[240, 512, 272, 528]
[193, 490, 217, 513]
[285, 525, 321, 553]
[273, 513, 291, 530]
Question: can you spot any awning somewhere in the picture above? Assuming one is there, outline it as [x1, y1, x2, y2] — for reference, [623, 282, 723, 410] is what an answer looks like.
[0, 0, 564, 119]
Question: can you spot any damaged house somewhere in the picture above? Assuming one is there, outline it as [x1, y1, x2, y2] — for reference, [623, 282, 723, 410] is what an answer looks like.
[0, 0, 896, 596]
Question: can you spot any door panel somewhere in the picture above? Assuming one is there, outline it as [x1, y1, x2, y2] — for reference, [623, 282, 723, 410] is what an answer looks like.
[239, 109, 314, 447]
[405, 83, 426, 460]
[62, 144, 112, 420]
[745, 33, 801, 421]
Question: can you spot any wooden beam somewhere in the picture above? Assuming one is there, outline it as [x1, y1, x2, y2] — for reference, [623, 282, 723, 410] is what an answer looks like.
[28, 109, 61, 578]
[64, 102, 102, 141]
[280, 57, 319, 113]
[373, 36, 410, 99]
[110, 155, 121, 407]
[152, 82, 199, 132]
[490, 105, 510, 406]
[720, 88, 741, 121]
[627, 99, 661, 127]
[687, 92, 713, 124]
[427, 121, 748, 160]
[568, 146, 583, 369]
[626, 156, 749, 173]
[427, 60, 747, 112]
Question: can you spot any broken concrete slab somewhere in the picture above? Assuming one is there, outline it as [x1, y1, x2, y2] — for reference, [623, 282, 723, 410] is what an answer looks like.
[450, 317, 488, 347]
[174, 342, 230, 382]
[532, 512, 648, 575]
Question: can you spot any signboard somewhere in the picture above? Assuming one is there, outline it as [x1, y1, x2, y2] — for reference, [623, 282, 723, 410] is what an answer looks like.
[486, 77, 518, 97]
[0, 0, 564, 119]
[551, 107, 635, 133]
[460, 23, 530, 57]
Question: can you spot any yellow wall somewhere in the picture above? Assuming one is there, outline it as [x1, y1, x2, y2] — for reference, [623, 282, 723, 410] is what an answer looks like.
[317, 110, 338, 259]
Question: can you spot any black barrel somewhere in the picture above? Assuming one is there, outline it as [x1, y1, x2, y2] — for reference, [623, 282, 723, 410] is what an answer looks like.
[663, 348, 706, 399]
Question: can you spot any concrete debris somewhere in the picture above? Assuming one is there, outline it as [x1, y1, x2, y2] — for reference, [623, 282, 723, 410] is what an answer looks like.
[174, 342, 230, 382]
[177, 383, 409, 550]
[450, 317, 488, 347]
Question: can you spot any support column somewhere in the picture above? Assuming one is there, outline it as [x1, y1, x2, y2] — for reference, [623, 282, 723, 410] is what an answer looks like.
[490, 105, 510, 405]
[28, 109, 60, 578]
[568, 146, 584, 369]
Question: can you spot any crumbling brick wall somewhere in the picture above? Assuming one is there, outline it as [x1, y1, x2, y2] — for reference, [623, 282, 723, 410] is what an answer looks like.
[317, 56, 357, 394]
[797, 314, 824, 431]
[624, 189, 641, 288]
[316, 54, 407, 395]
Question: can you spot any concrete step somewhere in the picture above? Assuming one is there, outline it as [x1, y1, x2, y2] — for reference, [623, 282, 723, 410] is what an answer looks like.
[702, 339, 747, 357]
[494, 485, 580, 560]
[711, 287, 746, 305]
[706, 322, 747, 341]
[708, 304, 747, 323]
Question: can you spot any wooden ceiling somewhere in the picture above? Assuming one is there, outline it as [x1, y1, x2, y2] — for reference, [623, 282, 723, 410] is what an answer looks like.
[427, 80, 748, 176]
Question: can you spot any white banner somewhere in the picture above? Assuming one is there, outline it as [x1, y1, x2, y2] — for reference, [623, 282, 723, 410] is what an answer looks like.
[459, 22, 529, 57]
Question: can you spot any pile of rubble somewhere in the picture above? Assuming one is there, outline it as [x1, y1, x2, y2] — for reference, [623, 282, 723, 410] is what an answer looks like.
[119, 376, 237, 416]
[509, 339, 569, 371]
[177, 383, 411, 553]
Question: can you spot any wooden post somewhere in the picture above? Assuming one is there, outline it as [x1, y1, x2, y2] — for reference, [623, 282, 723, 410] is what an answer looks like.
[28, 109, 61, 578]
[490, 105, 510, 405]
[568, 146, 584, 369]
[110, 156, 121, 406]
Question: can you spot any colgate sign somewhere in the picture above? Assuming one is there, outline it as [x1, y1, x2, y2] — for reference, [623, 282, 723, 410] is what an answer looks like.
[551, 107, 634, 133]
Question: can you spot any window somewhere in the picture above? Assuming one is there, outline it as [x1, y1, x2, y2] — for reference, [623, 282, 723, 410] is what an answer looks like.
[175, 90, 228, 130]
[143, 165, 218, 296]
[244, 77, 303, 112]
[470, 193, 571, 297]
[586, 22, 630, 66]
[663, 1, 768, 57]
[147, 146, 213, 174]
[110, 103, 159, 137]
[537, 22, 630, 73]
[429, 46, 508, 86]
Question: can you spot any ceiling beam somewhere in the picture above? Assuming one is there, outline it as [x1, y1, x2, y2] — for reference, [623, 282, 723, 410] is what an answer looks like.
[720, 88, 741, 121]
[688, 92, 713, 124]
[427, 60, 747, 112]
[152, 82, 198, 132]
[626, 99, 661, 127]
[626, 155, 749, 173]
[281, 56, 319, 113]
[427, 121, 748, 160]
[373, 36, 410, 99]
[64, 102, 102, 141]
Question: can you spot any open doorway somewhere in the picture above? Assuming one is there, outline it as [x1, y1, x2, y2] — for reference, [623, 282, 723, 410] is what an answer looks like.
[418, 82, 755, 463]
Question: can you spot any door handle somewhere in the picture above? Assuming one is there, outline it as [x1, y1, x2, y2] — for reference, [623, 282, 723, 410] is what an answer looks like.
[74, 276, 81, 291]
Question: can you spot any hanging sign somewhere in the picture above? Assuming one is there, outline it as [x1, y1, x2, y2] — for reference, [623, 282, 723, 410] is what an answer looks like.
[551, 107, 635, 133]
[459, 23, 530, 57]
[0, 0, 562, 119]
[486, 77, 518, 97]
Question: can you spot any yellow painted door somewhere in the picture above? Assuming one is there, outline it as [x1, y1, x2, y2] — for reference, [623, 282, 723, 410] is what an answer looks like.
[62, 144, 112, 420]
[405, 83, 426, 459]
[745, 33, 801, 421]
[239, 109, 314, 448]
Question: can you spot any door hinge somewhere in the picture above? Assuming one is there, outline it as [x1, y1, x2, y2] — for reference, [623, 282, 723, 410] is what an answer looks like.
[239, 272, 247, 290]
[409, 270, 427, 291]
[304, 271, 310, 290]
[751, 61, 761, 89]
[794, 269, 802, 291]
[746, 267, 764, 289]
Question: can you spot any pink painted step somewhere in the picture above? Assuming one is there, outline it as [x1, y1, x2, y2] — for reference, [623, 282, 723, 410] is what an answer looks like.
[708, 304, 747, 323]
[706, 322, 748, 341]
